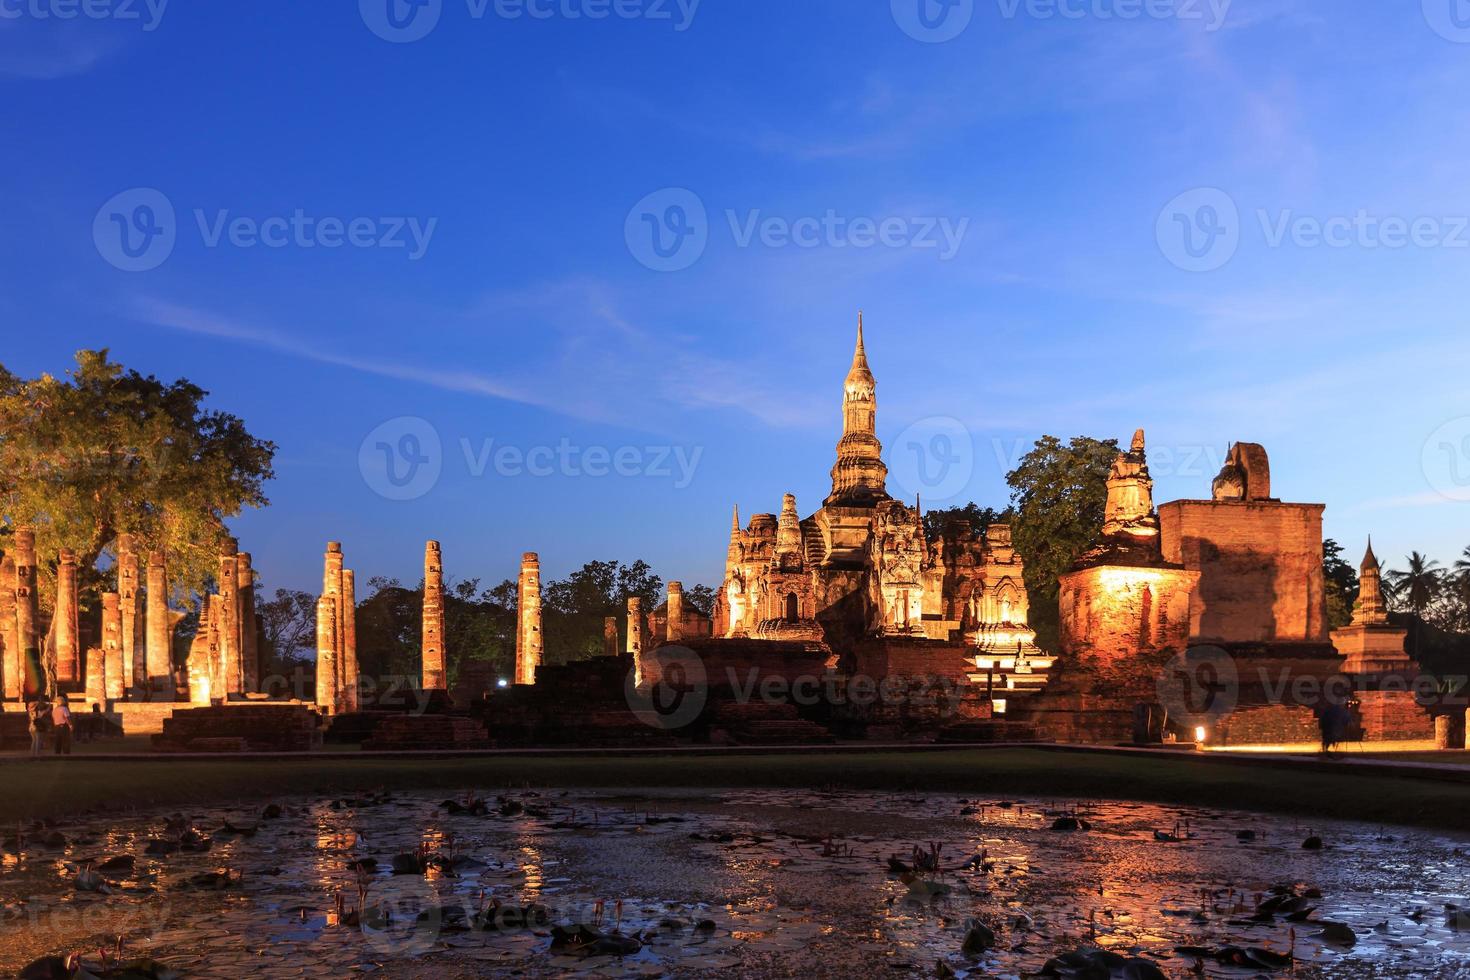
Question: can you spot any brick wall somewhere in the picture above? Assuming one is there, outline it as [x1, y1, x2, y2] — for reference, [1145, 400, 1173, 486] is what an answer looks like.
[1211, 704, 1320, 746]
[1159, 499, 1327, 644]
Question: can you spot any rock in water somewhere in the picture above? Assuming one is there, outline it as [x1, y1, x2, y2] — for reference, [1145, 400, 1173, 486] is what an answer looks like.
[1317, 921, 1358, 948]
[961, 918, 995, 956]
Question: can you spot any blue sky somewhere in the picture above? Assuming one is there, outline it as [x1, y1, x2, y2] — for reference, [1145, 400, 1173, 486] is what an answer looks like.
[3, 0, 1468, 596]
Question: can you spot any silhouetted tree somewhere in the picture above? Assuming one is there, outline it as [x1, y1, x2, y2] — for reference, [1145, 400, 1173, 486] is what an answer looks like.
[1323, 538, 1359, 630]
[922, 503, 1009, 543]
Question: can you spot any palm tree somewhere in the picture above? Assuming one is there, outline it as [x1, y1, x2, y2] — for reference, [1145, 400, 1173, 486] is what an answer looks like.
[1385, 552, 1444, 658]
[1452, 546, 1470, 632]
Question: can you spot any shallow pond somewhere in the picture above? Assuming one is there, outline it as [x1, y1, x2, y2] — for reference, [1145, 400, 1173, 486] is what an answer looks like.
[2, 787, 1468, 978]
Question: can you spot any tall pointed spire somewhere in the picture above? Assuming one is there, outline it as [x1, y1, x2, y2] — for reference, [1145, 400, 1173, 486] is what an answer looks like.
[1353, 536, 1388, 625]
[827, 313, 888, 507]
[848, 311, 873, 382]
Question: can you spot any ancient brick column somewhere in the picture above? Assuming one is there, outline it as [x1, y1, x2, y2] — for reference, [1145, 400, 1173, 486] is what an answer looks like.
[54, 548, 80, 684]
[422, 541, 445, 691]
[237, 551, 258, 693]
[603, 616, 619, 658]
[145, 550, 172, 695]
[516, 552, 543, 686]
[626, 596, 644, 656]
[207, 594, 227, 702]
[0, 556, 18, 701]
[218, 540, 240, 697]
[341, 568, 359, 711]
[666, 581, 684, 642]
[186, 599, 213, 705]
[322, 542, 345, 704]
[85, 646, 105, 704]
[13, 530, 39, 699]
[101, 591, 123, 701]
[315, 594, 338, 713]
[116, 534, 143, 690]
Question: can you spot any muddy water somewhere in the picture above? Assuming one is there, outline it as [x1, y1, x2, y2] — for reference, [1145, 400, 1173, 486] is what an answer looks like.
[1, 788, 1467, 978]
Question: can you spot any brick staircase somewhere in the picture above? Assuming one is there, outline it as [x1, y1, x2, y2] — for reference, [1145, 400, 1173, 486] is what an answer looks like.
[711, 701, 835, 745]
[151, 704, 321, 752]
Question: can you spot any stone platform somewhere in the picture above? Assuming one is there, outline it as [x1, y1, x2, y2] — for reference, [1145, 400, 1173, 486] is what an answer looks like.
[361, 714, 492, 751]
[152, 704, 321, 753]
[477, 655, 678, 748]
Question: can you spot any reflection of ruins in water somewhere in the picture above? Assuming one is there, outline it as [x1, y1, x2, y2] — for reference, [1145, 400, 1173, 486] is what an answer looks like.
[2, 789, 1468, 978]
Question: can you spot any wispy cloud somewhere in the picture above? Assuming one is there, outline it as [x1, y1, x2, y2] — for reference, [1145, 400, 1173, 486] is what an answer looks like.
[0, 19, 127, 80]
[130, 284, 828, 433]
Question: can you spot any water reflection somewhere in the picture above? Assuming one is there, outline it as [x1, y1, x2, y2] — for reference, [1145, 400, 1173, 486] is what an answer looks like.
[1, 790, 1467, 978]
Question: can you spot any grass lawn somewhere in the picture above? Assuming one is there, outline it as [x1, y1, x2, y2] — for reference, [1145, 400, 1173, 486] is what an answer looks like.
[5, 748, 1470, 833]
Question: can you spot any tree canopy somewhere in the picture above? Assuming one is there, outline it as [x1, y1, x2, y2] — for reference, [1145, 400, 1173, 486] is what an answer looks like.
[0, 350, 276, 606]
[1005, 435, 1119, 651]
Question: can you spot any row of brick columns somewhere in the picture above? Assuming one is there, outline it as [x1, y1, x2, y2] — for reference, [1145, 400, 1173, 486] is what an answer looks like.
[2, 528, 250, 704]
[315, 542, 360, 714]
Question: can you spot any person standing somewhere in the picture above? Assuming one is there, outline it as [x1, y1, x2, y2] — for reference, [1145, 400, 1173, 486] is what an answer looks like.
[51, 695, 73, 756]
[27, 699, 47, 756]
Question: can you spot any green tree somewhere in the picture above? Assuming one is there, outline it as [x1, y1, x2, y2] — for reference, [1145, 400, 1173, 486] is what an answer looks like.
[255, 587, 317, 676]
[1323, 538, 1360, 630]
[543, 559, 663, 663]
[1005, 435, 1119, 652]
[0, 350, 275, 608]
[1386, 552, 1444, 659]
[683, 583, 717, 617]
[921, 503, 1008, 543]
